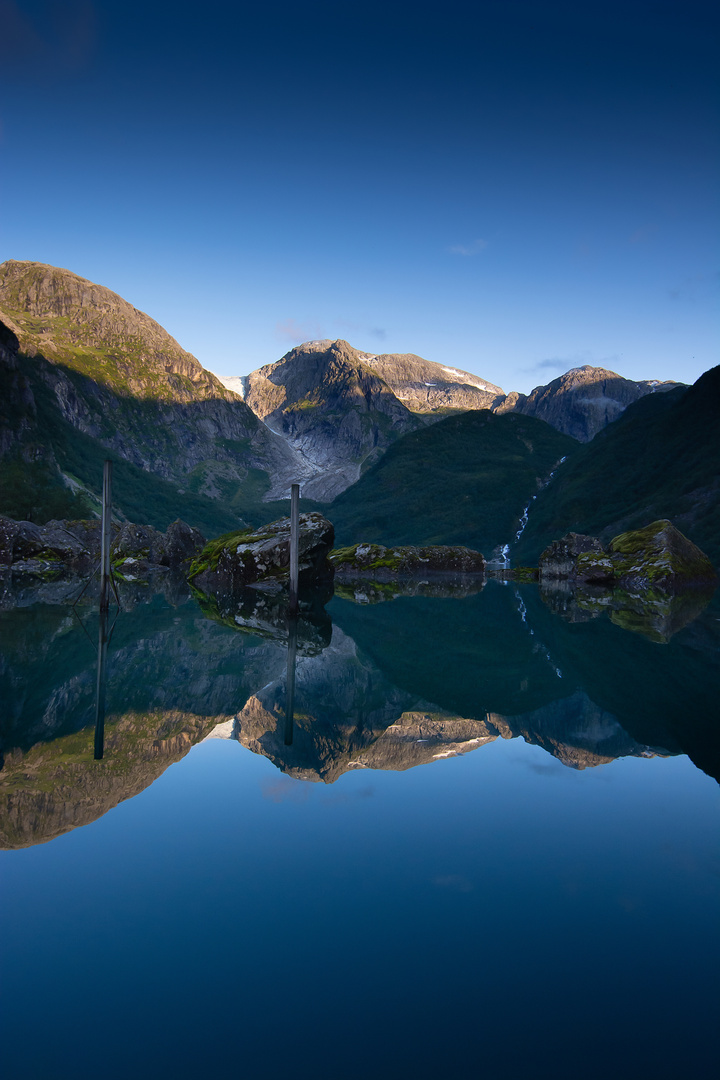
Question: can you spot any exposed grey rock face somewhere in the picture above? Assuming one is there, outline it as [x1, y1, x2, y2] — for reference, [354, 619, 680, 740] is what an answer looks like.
[538, 533, 609, 582]
[0, 260, 226, 399]
[358, 351, 504, 413]
[243, 339, 421, 500]
[497, 365, 684, 442]
[189, 512, 334, 596]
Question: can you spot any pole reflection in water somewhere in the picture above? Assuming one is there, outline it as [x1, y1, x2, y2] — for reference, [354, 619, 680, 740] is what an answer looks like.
[284, 614, 299, 747]
[94, 605, 109, 760]
[94, 459, 115, 760]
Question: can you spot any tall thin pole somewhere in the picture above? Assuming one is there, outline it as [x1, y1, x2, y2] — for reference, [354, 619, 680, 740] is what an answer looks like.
[99, 460, 112, 613]
[288, 482, 299, 615]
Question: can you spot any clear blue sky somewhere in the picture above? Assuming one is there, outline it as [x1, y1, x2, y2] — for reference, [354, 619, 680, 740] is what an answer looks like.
[0, 0, 717, 394]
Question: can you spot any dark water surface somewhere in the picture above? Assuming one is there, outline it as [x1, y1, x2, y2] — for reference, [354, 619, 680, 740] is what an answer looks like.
[1, 579, 718, 1080]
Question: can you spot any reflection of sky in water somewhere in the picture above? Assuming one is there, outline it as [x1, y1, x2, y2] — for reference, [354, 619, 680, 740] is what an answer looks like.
[0, 583, 718, 1079]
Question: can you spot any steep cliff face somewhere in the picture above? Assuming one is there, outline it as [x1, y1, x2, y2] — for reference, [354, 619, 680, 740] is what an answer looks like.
[243, 339, 421, 500]
[502, 365, 684, 442]
[359, 351, 503, 413]
[0, 262, 305, 527]
[0, 260, 230, 401]
[0, 710, 223, 849]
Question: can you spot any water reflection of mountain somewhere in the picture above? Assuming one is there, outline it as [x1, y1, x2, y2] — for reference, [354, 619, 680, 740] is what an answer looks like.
[329, 582, 720, 781]
[1, 581, 718, 848]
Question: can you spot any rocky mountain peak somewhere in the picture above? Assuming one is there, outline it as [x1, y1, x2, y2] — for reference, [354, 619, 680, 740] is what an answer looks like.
[0, 259, 230, 402]
[511, 364, 685, 442]
[358, 350, 504, 413]
[242, 338, 421, 501]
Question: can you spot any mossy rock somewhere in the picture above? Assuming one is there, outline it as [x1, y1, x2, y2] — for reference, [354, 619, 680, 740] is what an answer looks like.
[575, 551, 615, 584]
[330, 542, 485, 577]
[188, 513, 335, 596]
[608, 519, 717, 589]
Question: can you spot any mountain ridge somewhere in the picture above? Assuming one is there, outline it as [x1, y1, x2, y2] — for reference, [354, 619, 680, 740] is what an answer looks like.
[243, 338, 422, 500]
[0, 261, 313, 531]
[0, 260, 700, 538]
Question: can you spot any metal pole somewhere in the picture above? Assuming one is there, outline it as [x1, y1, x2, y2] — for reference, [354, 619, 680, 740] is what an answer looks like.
[288, 482, 299, 615]
[99, 460, 112, 613]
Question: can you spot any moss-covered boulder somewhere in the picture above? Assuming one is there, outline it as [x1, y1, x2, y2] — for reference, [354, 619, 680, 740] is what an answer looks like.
[608, 519, 716, 590]
[538, 533, 609, 582]
[112, 519, 205, 578]
[330, 542, 485, 578]
[0, 515, 206, 582]
[539, 520, 716, 591]
[188, 512, 334, 596]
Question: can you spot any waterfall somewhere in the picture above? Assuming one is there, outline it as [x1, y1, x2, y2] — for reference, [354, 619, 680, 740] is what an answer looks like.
[510, 455, 568, 551]
[514, 497, 535, 542]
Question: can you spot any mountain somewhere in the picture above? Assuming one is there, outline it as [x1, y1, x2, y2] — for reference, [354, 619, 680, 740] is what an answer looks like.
[242, 339, 421, 500]
[0, 261, 694, 532]
[328, 409, 577, 554]
[513, 366, 720, 565]
[240, 344, 682, 453]
[497, 364, 684, 442]
[6, 583, 707, 849]
[0, 259, 233, 401]
[357, 350, 503, 413]
[0, 261, 307, 531]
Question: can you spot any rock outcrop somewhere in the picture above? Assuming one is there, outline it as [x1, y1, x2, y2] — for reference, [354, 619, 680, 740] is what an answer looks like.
[188, 513, 335, 597]
[0, 514, 205, 580]
[607, 520, 717, 589]
[538, 533, 613, 583]
[330, 542, 485, 578]
[539, 520, 716, 590]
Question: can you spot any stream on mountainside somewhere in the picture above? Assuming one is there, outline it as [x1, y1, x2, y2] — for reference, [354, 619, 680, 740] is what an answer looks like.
[0, 575, 717, 1080]
[495, 455, 568, 565]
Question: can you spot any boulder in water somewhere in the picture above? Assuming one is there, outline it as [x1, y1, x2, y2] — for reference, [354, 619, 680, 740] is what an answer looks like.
[188, 513, 335, 597]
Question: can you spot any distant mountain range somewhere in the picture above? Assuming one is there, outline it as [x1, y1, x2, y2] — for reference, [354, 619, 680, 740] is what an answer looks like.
[0, 259, 715, 565]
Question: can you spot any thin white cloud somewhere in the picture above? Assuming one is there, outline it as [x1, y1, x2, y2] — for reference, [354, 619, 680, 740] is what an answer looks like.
[448, 238, 489, 256]
[629, 224, 657, 245]
[522, 352, 622, 376]
[275, 317, 323, 342]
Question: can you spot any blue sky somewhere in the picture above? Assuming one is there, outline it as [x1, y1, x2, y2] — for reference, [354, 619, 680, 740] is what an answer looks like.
[0, 0, 717, 394]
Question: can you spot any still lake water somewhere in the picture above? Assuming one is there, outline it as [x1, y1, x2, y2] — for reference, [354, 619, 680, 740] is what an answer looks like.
[1, 577, 718, 1080]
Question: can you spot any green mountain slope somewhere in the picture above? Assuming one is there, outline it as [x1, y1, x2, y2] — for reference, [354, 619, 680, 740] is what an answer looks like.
[0, 262, 313, 532]
[513, 366, 720, 565]
[329, 410, 577, 553]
